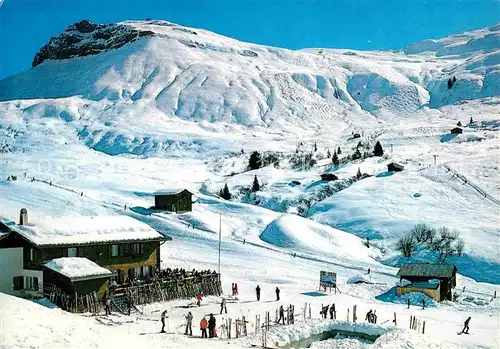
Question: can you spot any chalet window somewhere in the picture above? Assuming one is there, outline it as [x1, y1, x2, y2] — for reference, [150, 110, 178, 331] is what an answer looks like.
[67, 247, 78, 257]
[111, 245, 119, 257]
[24, 276, 35, 290]
[132, 243, 141, 254]
[13, 276, 23, 291]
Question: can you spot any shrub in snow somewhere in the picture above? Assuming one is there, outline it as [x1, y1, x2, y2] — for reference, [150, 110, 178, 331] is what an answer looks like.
[248, 151, 262, 170]
[373, 141, 384, 156]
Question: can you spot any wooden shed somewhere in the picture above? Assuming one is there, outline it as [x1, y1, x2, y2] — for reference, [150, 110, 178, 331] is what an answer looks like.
[320, 173, 338, 181]
[43, 257, 112, 298]
[396, 263, 457, 301]
[450, 127, 463, 134]
[387, 162, 404, 172]
[154, 189, 193, 213]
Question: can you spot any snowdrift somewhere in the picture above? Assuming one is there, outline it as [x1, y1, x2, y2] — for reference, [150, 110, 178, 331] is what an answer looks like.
[259, 214, 379, 263]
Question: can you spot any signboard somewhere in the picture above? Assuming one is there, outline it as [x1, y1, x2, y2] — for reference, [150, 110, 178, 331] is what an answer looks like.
[320, 271, 337, 288]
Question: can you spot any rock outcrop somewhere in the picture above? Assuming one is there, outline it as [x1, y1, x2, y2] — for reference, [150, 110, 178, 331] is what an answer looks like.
[32, 20, 154, 67]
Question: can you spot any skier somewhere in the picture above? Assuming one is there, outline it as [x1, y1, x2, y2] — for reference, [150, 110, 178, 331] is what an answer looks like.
[196, 291, 203, 307]
[231, 283, 235, 296]
[234, 283, 239, 296]
[276, 287, 280, 301]
[208, 313, 216, 338]
[461, 317, 471, 334]
[160, 309, 168, 333]
[200, 316, 208, 338]
[371, 311, 377, 324]
[329, 303, 335, 319]
[278, 305, 285, 325]
[367, 268, 370, 274]
[220, 298, 227, 314]
[321, 305, 329, 319]
[407, 298, 410, 309]
[256, 285, 261, 301]
[365, 310, 373, 323]
[184, 311, 193, 336]
[422, 299, 426, 309]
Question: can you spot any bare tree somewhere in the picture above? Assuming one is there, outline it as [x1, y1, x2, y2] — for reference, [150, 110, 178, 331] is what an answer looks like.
[395, 233, 416, 258]
[411, 224, 436, 243]
[429, 227, 464, 263]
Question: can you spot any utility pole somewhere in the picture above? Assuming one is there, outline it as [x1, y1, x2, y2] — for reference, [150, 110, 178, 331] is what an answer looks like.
[433, 154, 438, 166]
[218, 212, 222, 279]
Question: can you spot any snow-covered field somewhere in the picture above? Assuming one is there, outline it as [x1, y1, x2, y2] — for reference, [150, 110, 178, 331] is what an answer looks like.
[0, 19, 499, 349]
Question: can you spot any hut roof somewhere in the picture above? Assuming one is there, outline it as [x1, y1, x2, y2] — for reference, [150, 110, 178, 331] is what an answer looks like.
[397, 263, 457, 279]
[44, 257, 112, 281]
[7, 216, 164, 247]
[154, 188, 192, 196]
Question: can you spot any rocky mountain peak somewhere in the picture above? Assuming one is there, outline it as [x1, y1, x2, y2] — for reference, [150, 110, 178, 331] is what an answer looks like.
[32, 20, 154, 67]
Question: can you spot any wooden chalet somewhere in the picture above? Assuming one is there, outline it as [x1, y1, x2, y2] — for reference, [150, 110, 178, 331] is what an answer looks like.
[387, 162, 404, 172]
[396, 263, 457, 301]
[154, 189, 193, 213]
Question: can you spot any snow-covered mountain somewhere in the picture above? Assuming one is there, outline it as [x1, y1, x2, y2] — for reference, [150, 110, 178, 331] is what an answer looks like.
[0, 20, 498, 156]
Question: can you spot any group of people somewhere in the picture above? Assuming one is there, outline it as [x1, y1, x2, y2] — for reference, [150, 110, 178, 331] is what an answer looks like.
[254, 285, 280, 302]
[320, 303, 336, 319]
[161, 310, 217, 338]
[231, 283, 239, 296]
[365, 309, 377, 323]
[160, 268, 217, 279]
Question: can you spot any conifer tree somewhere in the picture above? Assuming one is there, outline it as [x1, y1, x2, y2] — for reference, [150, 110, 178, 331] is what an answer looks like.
[356, 167, 362, 179]
[220, 184, 232, 200]
[374, 141, 384, 156]
[326, 149, 331, 158]
[332, 150, 339, 166]
[447, 78, 453, 89]
[249, 151, 262, 170]
[252, 175, 260, 192]
[337, 146, 341, 154]
[469, 117, 473, 124]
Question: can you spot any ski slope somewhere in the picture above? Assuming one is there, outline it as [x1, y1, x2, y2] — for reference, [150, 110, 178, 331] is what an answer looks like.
[0, 19, 499, 349]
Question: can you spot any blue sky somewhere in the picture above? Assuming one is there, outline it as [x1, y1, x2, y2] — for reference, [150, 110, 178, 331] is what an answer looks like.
[0, 0, 499, 79]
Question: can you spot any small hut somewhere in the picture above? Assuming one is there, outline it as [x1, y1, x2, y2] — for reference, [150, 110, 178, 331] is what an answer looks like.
[154, 189, 193, 213]
[320, 173, 338, 181]
[387, 162, 404, 172]
[450, 127, 463, 134]
[396, 263, 457, 301]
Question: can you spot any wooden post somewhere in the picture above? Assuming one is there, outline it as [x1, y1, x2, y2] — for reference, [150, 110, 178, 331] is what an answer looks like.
[422, 321, 426, 334]
[353, 305, 357, 322]
[347, 308, 350, 322]
[308, 303, 311, 319]
[409, 315, 413, 329]
[494, 291, 497, 299]
[393, 312, 397, 327]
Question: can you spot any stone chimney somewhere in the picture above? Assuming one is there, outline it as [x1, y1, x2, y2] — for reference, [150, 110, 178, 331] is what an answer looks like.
[19, 208, 28, 226]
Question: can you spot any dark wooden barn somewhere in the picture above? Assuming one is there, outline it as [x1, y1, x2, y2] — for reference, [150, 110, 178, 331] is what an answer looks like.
[320, 173, 338, 181]
[387, 162, 404, 172]
[154, 189, 193, 213]
[43, 257, 112, 298]
[450, 127, 463, 134]
[396, 263, 457, 301]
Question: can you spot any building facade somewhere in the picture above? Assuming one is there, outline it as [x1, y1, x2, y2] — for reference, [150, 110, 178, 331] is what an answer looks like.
[154, 189, 193, 212]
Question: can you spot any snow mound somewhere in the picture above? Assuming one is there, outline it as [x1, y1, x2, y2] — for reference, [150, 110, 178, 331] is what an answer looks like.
[259, 215, 378, 263]
[346, 275, 373, 285]
[376, 288, 437, 307]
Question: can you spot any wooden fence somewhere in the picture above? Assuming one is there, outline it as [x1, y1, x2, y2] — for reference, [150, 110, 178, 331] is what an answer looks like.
[44, 274, 222, 314]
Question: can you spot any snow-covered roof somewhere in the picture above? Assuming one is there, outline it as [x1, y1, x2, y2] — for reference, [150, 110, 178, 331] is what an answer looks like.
[154, 188, 192, 196]
[9, 215, 164, 247]
[397, 263, 457, 279]
[44, 257, 112, 281]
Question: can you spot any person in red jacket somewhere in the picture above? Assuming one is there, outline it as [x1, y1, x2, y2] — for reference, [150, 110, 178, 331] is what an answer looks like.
[200, 316, 208, 338]
[196, 292, 202, 307]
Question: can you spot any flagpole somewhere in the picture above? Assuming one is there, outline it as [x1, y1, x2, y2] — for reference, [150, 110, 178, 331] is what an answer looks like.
[218, 213, 221, 278]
